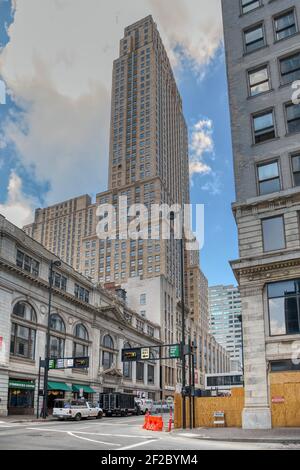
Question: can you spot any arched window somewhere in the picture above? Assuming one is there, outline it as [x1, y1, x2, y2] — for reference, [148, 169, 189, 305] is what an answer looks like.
[50, 314, 65, 333]
[123, 342, 132, 380]
[102, 335, 114, 349]
[13, 301, 36, 322]
[11, 301, 36, 360]
[75, 324, 89, 341]
[50, 314, 65, 358]
[73, 324, 89, 357]
[102, 335, 115, 370]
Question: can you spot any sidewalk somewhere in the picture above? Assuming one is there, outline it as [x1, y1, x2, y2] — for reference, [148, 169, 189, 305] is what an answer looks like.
[0, 415, 56, 424]
[173, 427, 300, 444]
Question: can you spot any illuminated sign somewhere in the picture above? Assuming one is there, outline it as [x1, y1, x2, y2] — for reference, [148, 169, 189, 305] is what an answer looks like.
[122, 349, 140, 362]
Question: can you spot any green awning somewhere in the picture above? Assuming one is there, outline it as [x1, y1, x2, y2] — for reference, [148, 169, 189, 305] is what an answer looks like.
[72, 384, 96, 394]
[48, 381, 72, 392]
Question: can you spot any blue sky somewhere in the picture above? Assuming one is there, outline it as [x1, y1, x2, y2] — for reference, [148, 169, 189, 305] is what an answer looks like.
[0, 0, 238, 286]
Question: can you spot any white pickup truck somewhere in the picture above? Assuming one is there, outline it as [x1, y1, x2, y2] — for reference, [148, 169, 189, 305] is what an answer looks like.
[53, 399, 103, 421]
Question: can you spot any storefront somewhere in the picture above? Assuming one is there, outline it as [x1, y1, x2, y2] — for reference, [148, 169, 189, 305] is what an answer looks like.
[8, 379, 35, 415]
[72, 384, 96, 401]
[47, 381, 72, 412]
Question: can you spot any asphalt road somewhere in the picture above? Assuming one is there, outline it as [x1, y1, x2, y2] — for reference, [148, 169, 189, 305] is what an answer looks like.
[0, 416, 298, 450]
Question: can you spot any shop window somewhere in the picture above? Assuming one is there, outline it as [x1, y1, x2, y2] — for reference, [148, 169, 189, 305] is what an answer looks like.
[268, 280, 300, 336]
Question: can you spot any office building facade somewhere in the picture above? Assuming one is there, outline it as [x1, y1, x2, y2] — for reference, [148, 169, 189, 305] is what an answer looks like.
[222, 0, 300, 428]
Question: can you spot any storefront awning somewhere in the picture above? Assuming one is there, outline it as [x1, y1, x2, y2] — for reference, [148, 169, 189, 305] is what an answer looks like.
[72, 384, 96, 394]
[48, 381, 72, 392]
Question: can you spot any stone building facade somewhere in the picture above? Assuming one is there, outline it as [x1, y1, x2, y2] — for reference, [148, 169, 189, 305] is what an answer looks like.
[0, 215, 161, 417]
[222, 0, 300, 428]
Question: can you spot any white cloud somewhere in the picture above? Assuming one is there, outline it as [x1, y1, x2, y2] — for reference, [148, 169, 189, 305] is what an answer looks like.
[0, 171, 37, 227]
[189, 118, 214, 177]
[0, 0, 223, 207]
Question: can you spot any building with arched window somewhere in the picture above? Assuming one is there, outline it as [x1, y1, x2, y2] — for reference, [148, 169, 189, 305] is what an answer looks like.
[0, 215, 161, 416]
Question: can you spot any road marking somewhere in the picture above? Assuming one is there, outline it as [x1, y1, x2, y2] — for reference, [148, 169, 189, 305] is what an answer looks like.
[27, 427, 153, 440]
[67, 432, 120, 446]
[119, 439, 157, 451]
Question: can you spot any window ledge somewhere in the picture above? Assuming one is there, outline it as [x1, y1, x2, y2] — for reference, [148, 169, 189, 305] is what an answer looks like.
[243, 44, 269, 58]
[285, 130, 300, 138]
[266, 334, 300, 343]
[10, 355, 35, 365]
[274, 31, 300, 46]
[252, 136, 280, 147]
[247, 89, 274, 100]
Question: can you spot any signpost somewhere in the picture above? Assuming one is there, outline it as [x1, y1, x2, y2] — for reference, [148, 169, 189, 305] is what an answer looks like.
[121, 341, 197, 430]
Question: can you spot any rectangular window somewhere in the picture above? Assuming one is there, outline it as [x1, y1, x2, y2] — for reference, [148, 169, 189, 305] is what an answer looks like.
[74, 284, 90, 303]
[147, 365, 155, 384]
[10, 324, 36, 360]
[244, 24, 265, 53]
[268, 280, 300, 336]
[292, 154, 300, 186]
[136, 362, 144, 381]
[140, 293, 146, 305]
[241, 0, 260, 15]
[274, 10, 297, 41]
[262, 216, 285, 252]
[16, 250, 40, 276]
[248, 65, 270, 96]
[257, 161, 280, 195]
[253, 110, 275, 143]
[280, 52, 300, 85]
[286, 103, 300, 134]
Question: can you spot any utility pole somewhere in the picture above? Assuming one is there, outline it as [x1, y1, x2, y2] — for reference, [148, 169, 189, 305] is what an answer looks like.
[41, 259, 61, 419]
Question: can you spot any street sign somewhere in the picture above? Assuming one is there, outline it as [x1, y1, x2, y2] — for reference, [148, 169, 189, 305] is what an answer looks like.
[169, 344, 181, 359]
[122, 344, 182, 362]
[48, 357, 89, 370]
[141, 348, 150, 360]
[122, 348, 140, 362]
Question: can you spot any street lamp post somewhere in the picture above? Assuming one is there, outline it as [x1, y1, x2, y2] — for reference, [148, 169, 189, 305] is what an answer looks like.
[170, 211, 186, 429]
[41, 259, 61, 419]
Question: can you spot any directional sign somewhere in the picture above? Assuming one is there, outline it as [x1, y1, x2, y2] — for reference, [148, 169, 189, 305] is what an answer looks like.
[48, 357, 89, 369]
[169, 345, 181, 359]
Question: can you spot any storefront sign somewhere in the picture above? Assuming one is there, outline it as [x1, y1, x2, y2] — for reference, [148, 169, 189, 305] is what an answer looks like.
[8, 380, 35, 390]
[272, 396, 285, 404]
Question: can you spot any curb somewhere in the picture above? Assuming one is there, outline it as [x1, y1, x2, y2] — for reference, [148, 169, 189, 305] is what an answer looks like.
[174, 433, 300, 445]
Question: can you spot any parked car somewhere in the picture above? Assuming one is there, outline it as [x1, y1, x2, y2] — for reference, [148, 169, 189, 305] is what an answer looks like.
[53, 399, 103, 421]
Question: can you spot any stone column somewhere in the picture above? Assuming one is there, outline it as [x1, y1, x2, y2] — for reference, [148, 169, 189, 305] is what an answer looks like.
[0, 286, 13, 416]
[240, 283, 271, 429]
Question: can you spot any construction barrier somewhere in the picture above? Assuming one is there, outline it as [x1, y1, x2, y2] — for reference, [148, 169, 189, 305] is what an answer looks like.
[143, 413, 164, 432]
[174, 388, 244, 429]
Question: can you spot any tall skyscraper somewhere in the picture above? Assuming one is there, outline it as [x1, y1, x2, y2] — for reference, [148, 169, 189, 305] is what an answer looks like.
[24, 15, 230, 396]
[208, 285, 242, 370]
[222, 0, 300, 428]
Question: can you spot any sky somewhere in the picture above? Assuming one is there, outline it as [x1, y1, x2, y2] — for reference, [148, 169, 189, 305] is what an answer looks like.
[0, 0, 238, 286]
